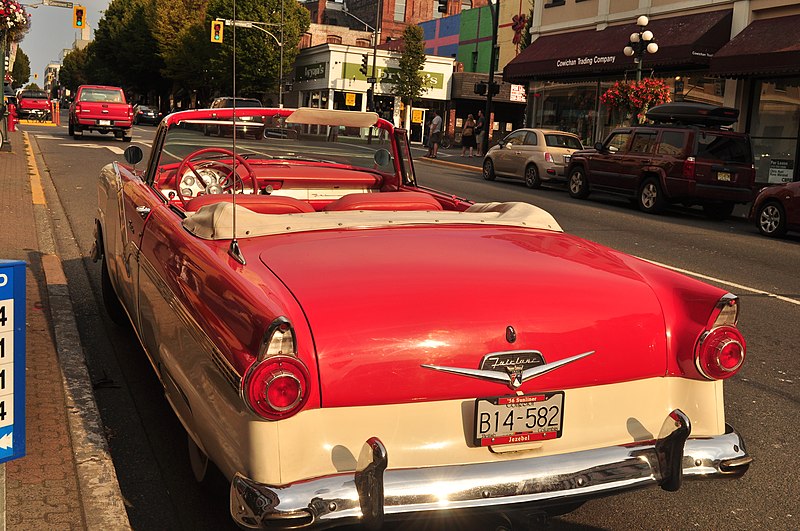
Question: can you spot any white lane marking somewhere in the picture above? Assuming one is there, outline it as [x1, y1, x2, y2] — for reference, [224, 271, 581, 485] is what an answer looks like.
[59, 143, 126, 155]
[644, 258, 800, 307]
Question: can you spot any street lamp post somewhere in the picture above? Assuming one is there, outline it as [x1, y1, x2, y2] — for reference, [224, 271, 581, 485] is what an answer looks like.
[623, 15, 658, 82]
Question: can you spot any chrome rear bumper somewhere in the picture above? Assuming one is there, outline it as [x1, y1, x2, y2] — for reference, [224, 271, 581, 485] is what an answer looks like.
[230, 410, 751, 529]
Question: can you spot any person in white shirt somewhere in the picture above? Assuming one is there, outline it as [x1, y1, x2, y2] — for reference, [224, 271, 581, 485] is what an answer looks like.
[426, 109, 443, 158]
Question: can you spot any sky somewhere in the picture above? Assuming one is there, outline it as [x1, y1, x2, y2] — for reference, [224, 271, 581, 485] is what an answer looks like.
[17, 0, 107, 84]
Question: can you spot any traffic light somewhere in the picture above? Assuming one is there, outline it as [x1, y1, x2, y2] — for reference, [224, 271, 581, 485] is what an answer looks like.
[359, 54, 369, 76]
[474, 81, 487, 96]
[72, 6, 85, 29]
[210, 21, 224, 44]
[437, 0, 448, 14]
[489, 82, 500, 96]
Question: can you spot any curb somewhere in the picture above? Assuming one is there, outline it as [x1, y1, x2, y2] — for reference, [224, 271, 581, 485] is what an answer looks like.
[23, 133, 132, 530]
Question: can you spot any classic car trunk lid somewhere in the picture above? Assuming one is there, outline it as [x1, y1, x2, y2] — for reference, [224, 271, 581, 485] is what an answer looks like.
[258, 225, 668, 407]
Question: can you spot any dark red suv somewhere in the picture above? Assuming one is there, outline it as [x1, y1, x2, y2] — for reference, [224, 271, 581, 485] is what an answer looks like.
[566, 103, 756, 219]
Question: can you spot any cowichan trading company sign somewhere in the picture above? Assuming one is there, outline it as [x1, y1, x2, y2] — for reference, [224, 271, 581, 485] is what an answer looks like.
[556, 55, 617, 68]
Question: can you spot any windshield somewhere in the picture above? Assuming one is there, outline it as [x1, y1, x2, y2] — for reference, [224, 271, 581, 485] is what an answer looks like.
[21, 91, 48, 99]
[80, 89, 124, 103]
[158, 109, 395, 173]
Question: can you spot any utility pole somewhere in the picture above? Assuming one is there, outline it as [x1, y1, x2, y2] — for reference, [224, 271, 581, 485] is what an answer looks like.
[482, 0, 500, 157]
[368, 0, 383, 112]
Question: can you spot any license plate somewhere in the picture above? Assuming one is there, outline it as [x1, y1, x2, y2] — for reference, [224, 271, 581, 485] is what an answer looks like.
[98, 120, 111, 126]
[717, 171, 731, 181]
[473, 391, 564, 447]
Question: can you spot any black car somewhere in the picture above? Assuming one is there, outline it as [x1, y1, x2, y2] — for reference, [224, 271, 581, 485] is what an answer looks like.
[133, 105, 162, 125]
[204, 97, 265, 138]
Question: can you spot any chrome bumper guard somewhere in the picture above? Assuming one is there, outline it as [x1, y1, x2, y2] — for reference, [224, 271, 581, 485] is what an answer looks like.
[230, 410, 751, 529]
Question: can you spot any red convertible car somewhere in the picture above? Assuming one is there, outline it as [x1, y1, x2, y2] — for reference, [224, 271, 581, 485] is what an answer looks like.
[94, 107, 751, 529]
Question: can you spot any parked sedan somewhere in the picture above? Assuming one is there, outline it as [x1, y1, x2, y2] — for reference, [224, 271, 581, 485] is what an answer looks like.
[483, 128, 583, 188]
[751, 180, 800, 237]
[133, 104, 162, 125]
[94, 107, 751, 529]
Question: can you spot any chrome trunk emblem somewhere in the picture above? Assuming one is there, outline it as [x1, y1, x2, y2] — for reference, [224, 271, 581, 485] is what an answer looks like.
[422, 350, 595, 390]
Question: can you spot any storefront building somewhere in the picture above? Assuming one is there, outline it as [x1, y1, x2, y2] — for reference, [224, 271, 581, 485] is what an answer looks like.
[289, 43, 455, 143]
[504, 0, 800, 184]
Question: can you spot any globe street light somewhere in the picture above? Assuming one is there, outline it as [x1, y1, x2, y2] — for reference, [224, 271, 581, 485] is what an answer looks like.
[623, 15, 658, 81]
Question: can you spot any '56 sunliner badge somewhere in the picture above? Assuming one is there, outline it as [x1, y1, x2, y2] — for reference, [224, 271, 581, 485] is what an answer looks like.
[95, 107, 751, 529]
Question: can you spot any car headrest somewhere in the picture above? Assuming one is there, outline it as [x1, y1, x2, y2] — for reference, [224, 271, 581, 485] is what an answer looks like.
[184, 194, 315, 214]
[322, 192, 443, 212]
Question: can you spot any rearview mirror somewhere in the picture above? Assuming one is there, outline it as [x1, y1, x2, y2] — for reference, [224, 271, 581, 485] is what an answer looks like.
[594, 142, 604, 152]
[124, 145, 143, 165]
[374, 149, 392, 168]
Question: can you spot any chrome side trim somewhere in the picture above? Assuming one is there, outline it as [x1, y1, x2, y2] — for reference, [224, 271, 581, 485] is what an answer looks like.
[230, 414, 751, 530]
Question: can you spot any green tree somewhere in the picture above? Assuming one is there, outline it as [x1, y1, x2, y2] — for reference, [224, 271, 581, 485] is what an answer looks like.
[392, 25, 427, 127]
[24, 82, 41, 91]
[59, 47, 90, 93]
[90, 0, 166, 97]
[205, 0, 310, 100]
[10, 47, 30, 89]
[519, 3, 533, 52]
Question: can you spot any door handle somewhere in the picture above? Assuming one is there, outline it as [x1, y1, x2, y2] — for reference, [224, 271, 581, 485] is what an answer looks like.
[135, 206, 151, 219]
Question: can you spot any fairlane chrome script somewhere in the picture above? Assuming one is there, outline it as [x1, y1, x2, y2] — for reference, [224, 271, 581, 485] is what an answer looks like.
[422, 350, 595, 390]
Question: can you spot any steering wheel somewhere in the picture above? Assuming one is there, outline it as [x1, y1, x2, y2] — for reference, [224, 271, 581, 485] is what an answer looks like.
[175, 147, 260, 209]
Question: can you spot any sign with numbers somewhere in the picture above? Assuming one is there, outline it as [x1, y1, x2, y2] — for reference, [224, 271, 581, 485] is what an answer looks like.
[0, 260, 25, 464]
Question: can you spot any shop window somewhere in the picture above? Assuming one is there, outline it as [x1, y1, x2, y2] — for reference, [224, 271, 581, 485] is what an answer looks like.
[544, 0, 566, 7]
[749, 78, 800, 182]
[657, 131, 686, 156]
[630, 132, 656, 154]
[356, 38, 371, 48]
[326, 35, 342, 45]
[532, 82, 600, 145]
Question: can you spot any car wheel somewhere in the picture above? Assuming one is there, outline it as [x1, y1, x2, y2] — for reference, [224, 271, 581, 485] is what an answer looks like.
[524, 164, 541, 189]
[702, 202, 735, 221]
[757, 201, 787, 237]
[68, 122, 74, 136]
[568, 167, 589, 199]
[638, 178, 666, 214]
[101, 255, 127, 326]
[483, 158, 496, 181]
[122, 134, 132, 142]
[72, 127, 82, 140]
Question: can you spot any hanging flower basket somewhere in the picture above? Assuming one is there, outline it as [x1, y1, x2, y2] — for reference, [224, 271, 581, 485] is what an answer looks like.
[600, 78, 671, 124]
[1, 0, 31, 42]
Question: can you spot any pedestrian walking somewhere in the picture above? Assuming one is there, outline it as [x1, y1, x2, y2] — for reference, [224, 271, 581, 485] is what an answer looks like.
[475, 110, 486, 157]
[426, 109, 443, 158]
[461, 114, 477, 157]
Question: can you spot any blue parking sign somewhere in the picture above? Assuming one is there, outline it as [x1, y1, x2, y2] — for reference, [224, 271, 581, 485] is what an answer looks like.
[0, 260, 26, 464]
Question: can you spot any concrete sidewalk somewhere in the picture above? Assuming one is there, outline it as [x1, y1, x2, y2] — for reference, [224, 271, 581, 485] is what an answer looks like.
[0, 129, 130, 530]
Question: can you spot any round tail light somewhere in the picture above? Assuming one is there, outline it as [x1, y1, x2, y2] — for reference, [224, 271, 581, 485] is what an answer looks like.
[242, 355, 310, 420]
[695, 326, 746, 380]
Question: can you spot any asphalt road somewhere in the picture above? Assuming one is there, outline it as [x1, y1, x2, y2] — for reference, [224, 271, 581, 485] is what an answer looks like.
[23, 116, 800, 530]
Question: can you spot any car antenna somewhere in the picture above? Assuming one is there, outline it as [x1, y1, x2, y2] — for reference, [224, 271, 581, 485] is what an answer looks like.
[228, 1, 246, 266]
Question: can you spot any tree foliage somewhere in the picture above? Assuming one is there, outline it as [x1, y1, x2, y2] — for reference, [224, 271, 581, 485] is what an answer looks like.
[89, 0, 166, 96]
[10, 46, 29, 89]
[392, 25, 427, 104]
[205, 0, 310, 99]
[59, 47, 90, 93]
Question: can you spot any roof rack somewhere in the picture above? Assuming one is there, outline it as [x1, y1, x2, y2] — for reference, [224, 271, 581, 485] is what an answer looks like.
[645, 102, 739, 128]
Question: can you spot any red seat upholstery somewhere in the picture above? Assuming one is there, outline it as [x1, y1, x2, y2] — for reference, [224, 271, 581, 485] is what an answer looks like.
[185, 194, 315, 214]
[322, 192, 443, 212]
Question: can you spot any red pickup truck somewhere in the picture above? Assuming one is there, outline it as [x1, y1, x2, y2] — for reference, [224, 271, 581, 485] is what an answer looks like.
[17, 90, 52, 121]
[69, 85, 133, 142]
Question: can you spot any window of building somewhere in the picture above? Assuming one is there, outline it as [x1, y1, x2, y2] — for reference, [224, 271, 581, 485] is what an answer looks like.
[326, 35, 342, 45]
[394, 0, 406, 22]
[355, 38, 371, 48]
[461, 0, 472, 9]
[544, 0, 566, 7]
